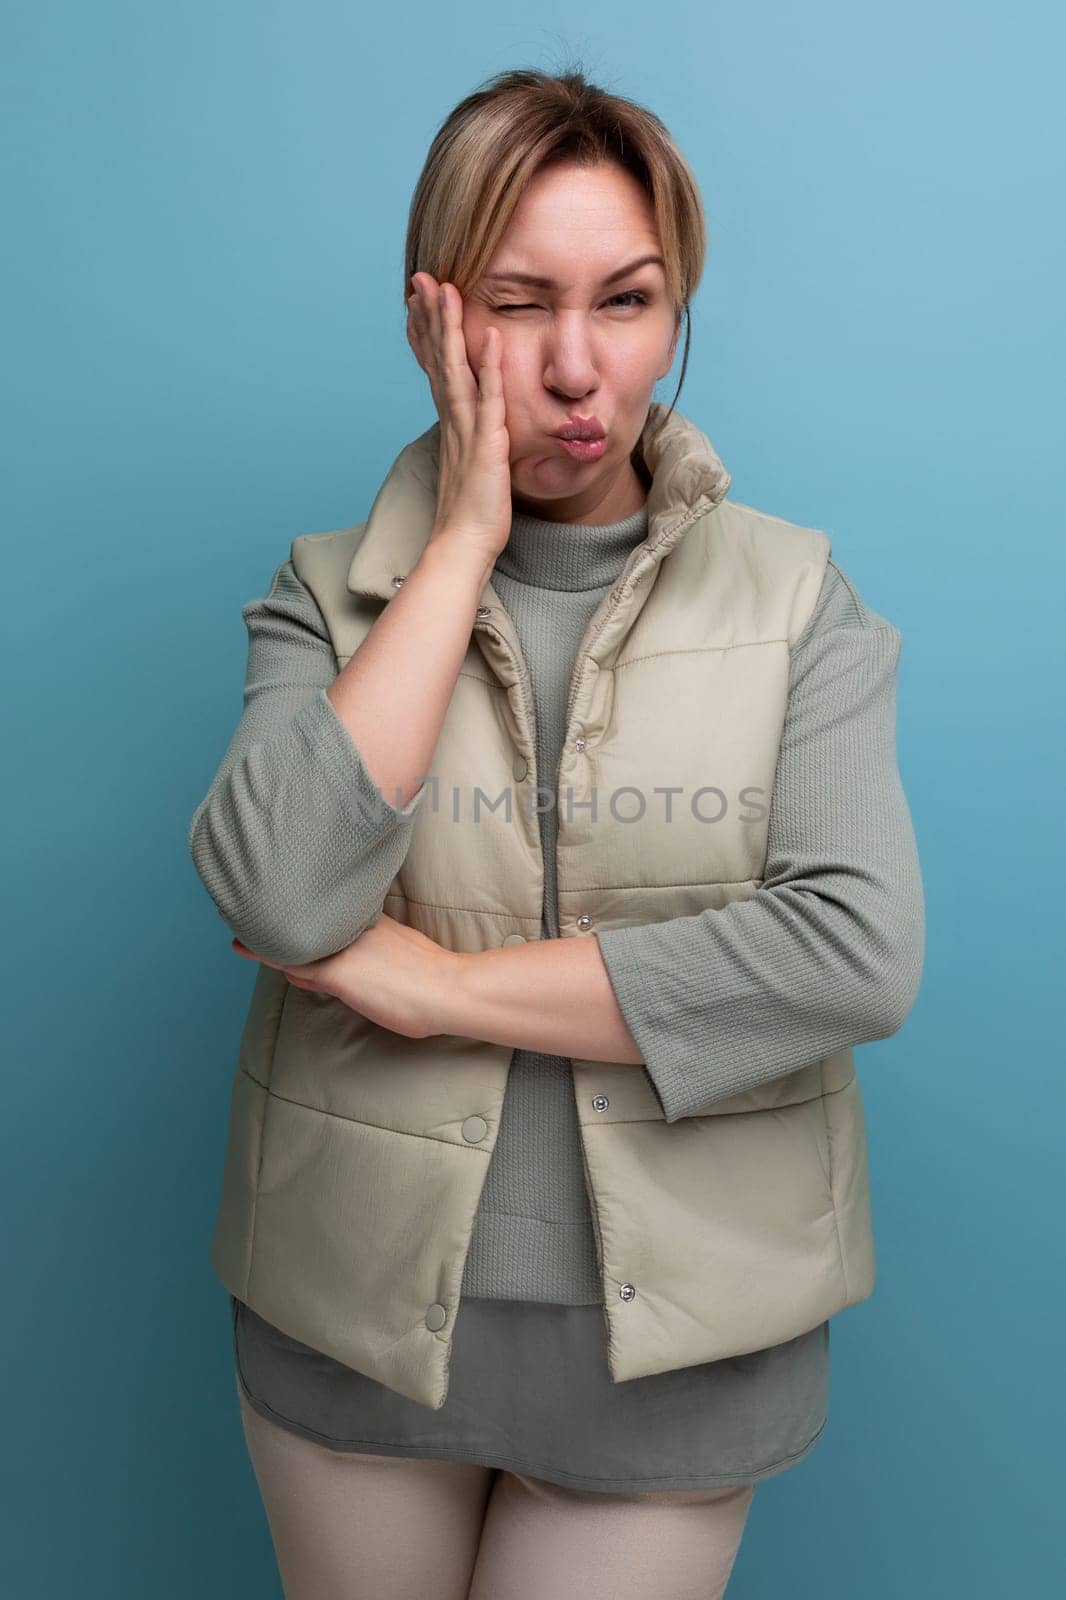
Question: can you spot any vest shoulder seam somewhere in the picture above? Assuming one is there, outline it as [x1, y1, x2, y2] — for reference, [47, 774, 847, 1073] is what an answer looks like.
[721, 498, 830, 539]
[830, 567, 898, 635]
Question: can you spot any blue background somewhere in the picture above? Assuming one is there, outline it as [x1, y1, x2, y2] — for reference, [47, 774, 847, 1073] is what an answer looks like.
[4, 3, 1062, 1594]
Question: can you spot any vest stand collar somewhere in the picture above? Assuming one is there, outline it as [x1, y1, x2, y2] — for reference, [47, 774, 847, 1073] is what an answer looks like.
[345, 401, 732, 611]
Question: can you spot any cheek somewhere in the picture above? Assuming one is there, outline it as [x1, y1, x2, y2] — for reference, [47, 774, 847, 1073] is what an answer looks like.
[461, 320, 481, 369]
[611, 338, 671, 393]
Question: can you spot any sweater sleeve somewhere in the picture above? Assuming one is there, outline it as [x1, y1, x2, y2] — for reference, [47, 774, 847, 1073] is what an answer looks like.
[594, 559, 925, 1123]
[187, 559, 428, 966]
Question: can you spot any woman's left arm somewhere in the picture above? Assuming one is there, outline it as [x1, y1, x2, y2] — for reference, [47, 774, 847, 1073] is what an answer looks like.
[438, 560, 926, 1121]
[238, 562, 926, 1120]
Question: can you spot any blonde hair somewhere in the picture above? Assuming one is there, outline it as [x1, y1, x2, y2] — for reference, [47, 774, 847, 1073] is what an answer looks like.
[403, 64, 708, 431]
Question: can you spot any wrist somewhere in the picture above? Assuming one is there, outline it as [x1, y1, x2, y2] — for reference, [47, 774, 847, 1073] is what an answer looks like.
[419, 530, 496, 595]
[420, 947, 475, 1039]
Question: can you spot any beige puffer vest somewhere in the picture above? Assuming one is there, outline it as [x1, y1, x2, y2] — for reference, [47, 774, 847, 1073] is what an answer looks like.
[209, 402, 875, 1411]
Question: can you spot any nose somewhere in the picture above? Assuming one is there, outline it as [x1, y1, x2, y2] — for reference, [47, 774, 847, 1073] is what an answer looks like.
[541, 311, 600, 400]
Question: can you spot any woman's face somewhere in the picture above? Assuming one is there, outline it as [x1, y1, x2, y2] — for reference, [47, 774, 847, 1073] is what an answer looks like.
[459, 160, 681, 524]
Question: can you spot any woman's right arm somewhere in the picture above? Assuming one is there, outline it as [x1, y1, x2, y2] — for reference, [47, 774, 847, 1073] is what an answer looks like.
[187, 535, 494, 968]
[190, 272, 511, 968]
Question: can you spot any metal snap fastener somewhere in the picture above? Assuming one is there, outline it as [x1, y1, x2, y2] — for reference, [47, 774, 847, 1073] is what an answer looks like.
[391, 573, 406, 588]
[501, 933, 527, 946]
[592, 1094, 609, 1112]
[425, 1303, 447, 1331]
[619, 1283, 636, 1302]
[461, 1115, 488, 1143]
[512, 753, 528, 781]
[576, 914, 594, 931]
[475, 604, 491, 618]
[574, 735, 587, 751]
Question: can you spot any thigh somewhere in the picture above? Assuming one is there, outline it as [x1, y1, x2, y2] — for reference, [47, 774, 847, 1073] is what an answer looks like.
[468, 1469, 756, 1600]
[235, 1374, 496, 1600]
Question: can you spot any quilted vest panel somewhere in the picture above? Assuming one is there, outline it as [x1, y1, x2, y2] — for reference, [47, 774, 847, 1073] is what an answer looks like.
[208, 404, 876, 1410]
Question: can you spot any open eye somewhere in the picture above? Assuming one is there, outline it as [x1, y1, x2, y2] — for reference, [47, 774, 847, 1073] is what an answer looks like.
[493, 290, 650, 313]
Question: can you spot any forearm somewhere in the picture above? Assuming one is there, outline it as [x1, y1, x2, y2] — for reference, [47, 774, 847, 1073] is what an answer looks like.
[188, 561, 437, 965]
[326, 532, 494, 811]
[440, 936, 645, 1063]
[597, 853, 924, 1122]
[598, 612, 926, 1122]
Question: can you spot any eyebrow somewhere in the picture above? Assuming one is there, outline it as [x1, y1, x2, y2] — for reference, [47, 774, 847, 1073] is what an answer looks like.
[482, 253, 666, 290]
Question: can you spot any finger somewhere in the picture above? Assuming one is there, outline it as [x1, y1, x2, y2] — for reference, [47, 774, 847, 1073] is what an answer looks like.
[406, 292, 424, 353]
[416, 272, 443, 362]
[476, 326, 504, 415]
[407, 282, 431, 353]
[407, 297, 440, 403]
[407, 305, 434, 391]
[410, 276, 445, 411]
[438, 282, 478, 428]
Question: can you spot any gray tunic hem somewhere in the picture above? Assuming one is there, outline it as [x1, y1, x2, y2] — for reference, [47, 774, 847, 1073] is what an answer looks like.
[233, 1360, 827, 1494]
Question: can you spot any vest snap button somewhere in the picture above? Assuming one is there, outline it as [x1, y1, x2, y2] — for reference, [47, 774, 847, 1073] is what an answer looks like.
[461, 1115, 488, 1143]
[425, 1303, 447, 1331]
[512, 753, 528, 781]
[475, 604, 491, 618]
[501, 933, 527, 945]
[390, 573, 406, 588]
[574, 735, 587, 751]
[576, 914, 594, 931]
[619, 1283, 636, 1302]
[592, 1094, 609, 1112]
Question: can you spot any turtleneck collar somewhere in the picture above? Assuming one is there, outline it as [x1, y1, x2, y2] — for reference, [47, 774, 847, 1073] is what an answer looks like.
[493, 501, 650, 592]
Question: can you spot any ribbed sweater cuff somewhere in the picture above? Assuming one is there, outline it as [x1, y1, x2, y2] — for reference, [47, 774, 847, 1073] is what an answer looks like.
[594, 925, 707, 1123]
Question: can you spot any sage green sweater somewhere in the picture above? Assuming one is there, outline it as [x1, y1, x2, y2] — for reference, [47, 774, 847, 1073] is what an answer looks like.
[189, 503, 924, 1303]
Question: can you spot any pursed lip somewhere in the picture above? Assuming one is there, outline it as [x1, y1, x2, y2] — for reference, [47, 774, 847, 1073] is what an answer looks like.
[553, 415, 607, 441]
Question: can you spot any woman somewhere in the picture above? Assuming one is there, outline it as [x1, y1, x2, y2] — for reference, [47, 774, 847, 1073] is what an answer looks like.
[188, 66, 925, 1600]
